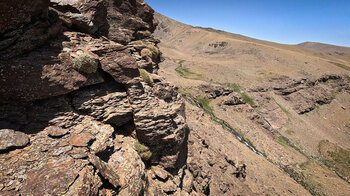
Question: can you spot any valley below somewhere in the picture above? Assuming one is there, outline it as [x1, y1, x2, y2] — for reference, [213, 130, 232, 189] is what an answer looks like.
[154, 12, 350, 195]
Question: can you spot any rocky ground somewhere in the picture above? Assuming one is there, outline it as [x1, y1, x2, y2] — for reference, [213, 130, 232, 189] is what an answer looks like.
[0, 0, 193, 195]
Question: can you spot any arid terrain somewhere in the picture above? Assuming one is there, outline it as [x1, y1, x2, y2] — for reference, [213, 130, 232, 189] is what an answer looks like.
[0, 1, 349, 195]
[154, 12, 350, 195]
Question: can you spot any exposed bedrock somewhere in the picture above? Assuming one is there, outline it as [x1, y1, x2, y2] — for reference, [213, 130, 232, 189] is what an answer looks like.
[0, 0, 191, 195]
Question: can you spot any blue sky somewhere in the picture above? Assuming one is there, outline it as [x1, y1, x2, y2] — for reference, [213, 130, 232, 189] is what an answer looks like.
[145, 0, 350, 47]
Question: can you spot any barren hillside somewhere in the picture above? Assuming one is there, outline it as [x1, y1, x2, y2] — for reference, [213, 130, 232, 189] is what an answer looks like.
[154, 12, 350, 195]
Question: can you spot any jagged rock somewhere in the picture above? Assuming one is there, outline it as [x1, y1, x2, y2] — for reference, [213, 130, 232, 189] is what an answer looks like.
[0, 0, 62, 60]
[45, 126, 69, 137]
[163, 180, 177, 194]
[21, 158, 85, 195]
[285, 84, 334, 114]
[72, 83, 133, 126]
[152, 166, 169, 181]
[96, 43, 140, 84]
[0, 129, 29, 152]
[65, 165, 102, 195]
[50, 0, 108, 35]
[89, 154, 120, 188]
[182, 169, 194, 193]
[198, 84, 233, 99]
[268, 74, 350, 114]
[221, 92, 245, 105]
[108, 135, 146, 196]
[128, 82, 189, 169]
[104, 0, 156, 43]
[0, 0, 190, 195]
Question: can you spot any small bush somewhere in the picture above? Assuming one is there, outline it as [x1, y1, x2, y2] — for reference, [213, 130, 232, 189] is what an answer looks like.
[139, 69, 153, 85]
[134, 140, 152, 161]
[147, 44, 159, 60]
[131, 40, 144, 45]
[276, 136, 289, 147]
[73, 53, 98, 74]
[241, 92, 255, 106]
[141, 48, 153, 59]
[225, 83, 241, 93]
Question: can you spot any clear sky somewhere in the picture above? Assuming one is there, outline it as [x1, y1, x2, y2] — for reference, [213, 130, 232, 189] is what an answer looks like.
[145, 0, 350, 47]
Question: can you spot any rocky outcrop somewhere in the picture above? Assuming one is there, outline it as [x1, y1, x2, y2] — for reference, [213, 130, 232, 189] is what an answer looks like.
[0, 0, 189, 195]
[251, 74, 350, 114]
[50, 0, 155, 43]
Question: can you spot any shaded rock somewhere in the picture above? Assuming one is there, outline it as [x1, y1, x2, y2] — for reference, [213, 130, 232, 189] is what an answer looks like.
[0, 33, 105, 104]
[46, 126, 69, 137]
[50, 0, 108, 35]
[0, 0, 62, 60]
[104, 0, 156, 43]
[0, 129, 29, 152]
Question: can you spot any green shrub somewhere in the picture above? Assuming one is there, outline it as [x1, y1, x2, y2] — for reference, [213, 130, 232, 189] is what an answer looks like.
[139, 69, 153, 85]
[241, 92, 255, 106]
[147, 44, 159, 60]
[195, 97, 213, 113]
[134, 140, 152, 161]
[73, 53, 98, 74]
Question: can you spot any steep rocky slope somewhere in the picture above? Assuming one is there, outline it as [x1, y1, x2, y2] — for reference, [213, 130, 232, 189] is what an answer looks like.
[0, 1, 192, 195]
[154, 12, 350, 195]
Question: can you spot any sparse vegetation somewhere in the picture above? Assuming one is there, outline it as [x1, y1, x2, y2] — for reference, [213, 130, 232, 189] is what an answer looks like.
[224, 83, 241, 93]
[224, 83, 255, 106]
[318, 140, 350, 183]
[194, 97, 213, 113]
[284, 161, 327, 196]
[276, 136, 289, 148]
[286, 129, 294, 135]
[134, 140, 153, 161]
[147, 44, 160, 60]
[241, 92, 255, 106]
[175, 65, 204, 80]
[139, 69, 154, 85]
[73, 53, 98, 74]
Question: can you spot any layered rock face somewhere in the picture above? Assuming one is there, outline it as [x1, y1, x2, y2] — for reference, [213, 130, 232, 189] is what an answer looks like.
[0, 0, 191, 195]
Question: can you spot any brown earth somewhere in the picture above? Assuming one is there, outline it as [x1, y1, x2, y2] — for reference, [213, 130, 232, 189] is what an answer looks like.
[154, 12, 350, 195]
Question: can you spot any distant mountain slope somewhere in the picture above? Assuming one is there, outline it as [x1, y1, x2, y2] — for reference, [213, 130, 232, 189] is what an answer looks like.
[154, 12, 350, 196]
[298, 41, 350, 54]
